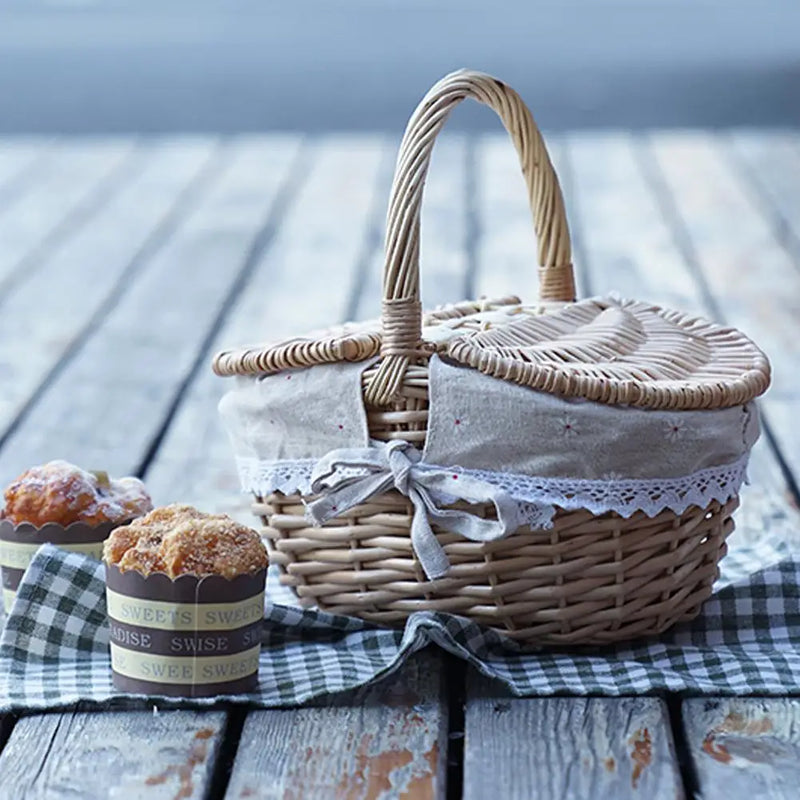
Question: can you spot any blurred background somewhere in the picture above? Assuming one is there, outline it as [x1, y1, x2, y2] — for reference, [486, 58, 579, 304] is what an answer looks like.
[2, 0, 799, 134]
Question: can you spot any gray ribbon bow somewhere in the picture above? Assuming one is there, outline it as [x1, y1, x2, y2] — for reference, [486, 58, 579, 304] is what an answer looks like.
[305, 440, 521, 579]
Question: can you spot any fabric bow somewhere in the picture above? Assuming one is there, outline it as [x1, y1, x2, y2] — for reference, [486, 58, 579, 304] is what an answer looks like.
[305, 440, 521, 579]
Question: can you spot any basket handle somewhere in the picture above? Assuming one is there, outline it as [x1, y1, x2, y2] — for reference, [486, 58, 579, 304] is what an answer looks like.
[365, 69, 575, 407]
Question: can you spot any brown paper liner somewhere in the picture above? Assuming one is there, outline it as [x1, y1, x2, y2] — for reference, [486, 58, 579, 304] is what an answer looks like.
[105, 564, 266, 698]
[0, 518, 125, 613]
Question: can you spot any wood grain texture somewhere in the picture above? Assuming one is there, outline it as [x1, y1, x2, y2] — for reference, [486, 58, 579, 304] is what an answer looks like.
[0, 136, 300, 486]
[0, 709, 226, 800]
[225, 651, 446, 800]
[1, 131, 799, 798]
[683, 698, 800, 799]
[647, 132, 800, 503]
[0, 137, 217, 439]
[566, 132, 707, 314]
[0, 140, 136, 290]
[464, 673, 683, 800]
[144, 135, 387, 519]
[728, 130, 800, 258]
[565, 131, 800, 545]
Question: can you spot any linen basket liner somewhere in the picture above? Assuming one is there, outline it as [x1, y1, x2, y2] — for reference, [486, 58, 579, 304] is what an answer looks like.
[219, 355, 760, 477]
[220, 355, 759, 523]
[211, 69, 772, 645]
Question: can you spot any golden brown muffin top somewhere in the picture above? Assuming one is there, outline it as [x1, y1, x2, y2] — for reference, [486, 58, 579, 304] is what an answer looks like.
[103, 504, 268, 579]
[2, 460, 152, 528]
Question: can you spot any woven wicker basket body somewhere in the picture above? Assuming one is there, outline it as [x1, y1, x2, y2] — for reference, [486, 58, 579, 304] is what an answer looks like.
[256, 490, 736, 646]
[215, 71, 769, 646]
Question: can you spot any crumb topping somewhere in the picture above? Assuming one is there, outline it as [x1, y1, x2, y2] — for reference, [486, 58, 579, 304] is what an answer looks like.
[104, 503, 268, 579]
[2, 460, 152, 528]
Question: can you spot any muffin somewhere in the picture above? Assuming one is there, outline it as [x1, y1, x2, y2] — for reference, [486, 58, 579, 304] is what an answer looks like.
[103, 504, 268, 698]
[0, 461, 152, 613]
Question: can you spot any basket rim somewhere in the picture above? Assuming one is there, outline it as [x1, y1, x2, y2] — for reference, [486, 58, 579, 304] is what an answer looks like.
[212, 294, 770, 410]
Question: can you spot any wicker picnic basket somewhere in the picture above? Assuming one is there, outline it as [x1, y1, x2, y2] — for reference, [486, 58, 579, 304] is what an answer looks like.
[213, 70, 770, 645]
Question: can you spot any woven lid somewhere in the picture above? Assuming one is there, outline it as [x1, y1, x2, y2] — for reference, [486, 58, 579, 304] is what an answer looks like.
[212, 69, 771, 411]
[445, 296, 769, 409]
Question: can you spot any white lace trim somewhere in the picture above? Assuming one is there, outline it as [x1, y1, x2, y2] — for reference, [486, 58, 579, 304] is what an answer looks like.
[453, 457, 749, 524]
[235, 452, 749, 527]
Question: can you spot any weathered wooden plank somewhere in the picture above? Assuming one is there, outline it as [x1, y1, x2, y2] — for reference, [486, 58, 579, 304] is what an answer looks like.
[647, 132, 800, 500]
[225, 651, 447, 800]
[0, 136, 301, 486]
[0, 138, 397, 800]
[566, 132, 799, 545]
[728, 130, 800, 256]
[464, 673, 683, 800]
[0, 710, 226, 800]
[683, 697, 800, 799]
[566, 132, 707, 313]
[218, 135, 386, 350]
[0, 140, 136, 290]
[144, 135, 387, 519]
[0, 137, 217, 439]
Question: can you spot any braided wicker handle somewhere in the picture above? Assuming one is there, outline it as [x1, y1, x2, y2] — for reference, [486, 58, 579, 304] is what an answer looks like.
[365, 69, 575, 406]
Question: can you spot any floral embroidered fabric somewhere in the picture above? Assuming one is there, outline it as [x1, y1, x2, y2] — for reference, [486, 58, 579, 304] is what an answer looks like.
[423, 356, 759, 480]
[220, 353, 759, 526]
[219, 356, 759, 482]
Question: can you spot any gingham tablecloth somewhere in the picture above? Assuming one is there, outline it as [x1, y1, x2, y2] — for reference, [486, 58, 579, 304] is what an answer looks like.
[2, 541, 800, 712]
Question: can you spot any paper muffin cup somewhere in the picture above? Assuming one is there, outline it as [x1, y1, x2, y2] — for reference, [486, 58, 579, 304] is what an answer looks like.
[0, 519, 125, 613]
[105, 564, 266, 698]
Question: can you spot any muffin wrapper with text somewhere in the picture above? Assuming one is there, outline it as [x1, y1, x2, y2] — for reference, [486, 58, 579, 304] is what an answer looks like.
[105, 564, 266, 698]
[0, 519, 125, 613]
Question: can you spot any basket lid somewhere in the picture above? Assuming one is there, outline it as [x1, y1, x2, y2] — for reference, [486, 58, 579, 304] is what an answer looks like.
[212, 69, 770, 411]
[213, 294, 770, 410]
[445, 296, 770, 409]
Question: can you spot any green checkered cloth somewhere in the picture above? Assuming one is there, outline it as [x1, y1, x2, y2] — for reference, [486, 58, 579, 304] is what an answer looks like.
[2, 541, 800, 711]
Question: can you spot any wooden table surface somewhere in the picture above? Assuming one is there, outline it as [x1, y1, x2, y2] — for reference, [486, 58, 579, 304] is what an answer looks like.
[0, 130, 798, 799]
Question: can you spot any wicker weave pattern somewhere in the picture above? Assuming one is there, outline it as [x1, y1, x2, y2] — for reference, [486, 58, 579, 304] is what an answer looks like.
[447, 298, 770, 409]
[255, 492, 736, 646]
[213, 296, 521, 378]
[214, 294, 770, 411]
